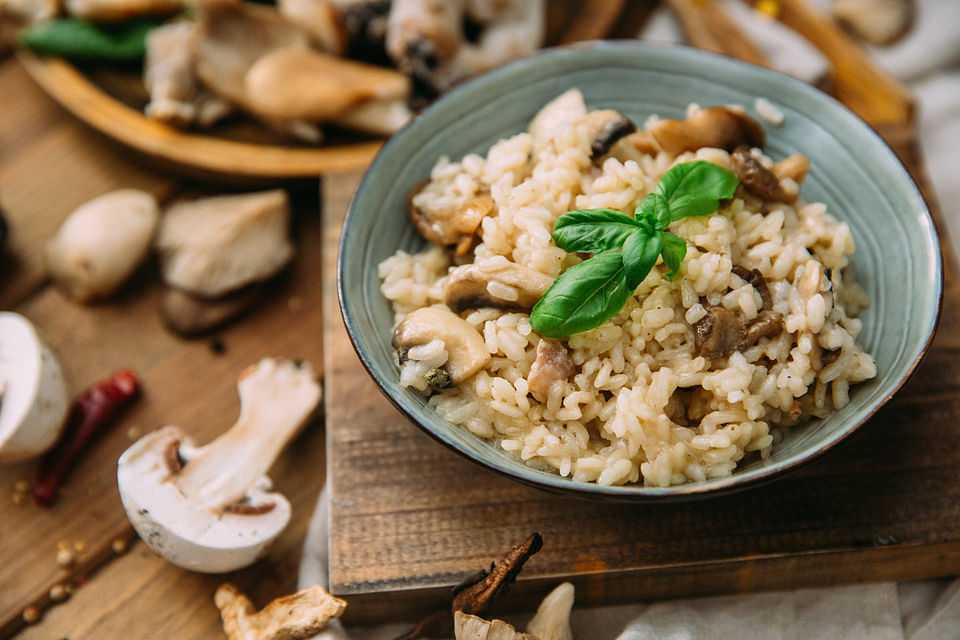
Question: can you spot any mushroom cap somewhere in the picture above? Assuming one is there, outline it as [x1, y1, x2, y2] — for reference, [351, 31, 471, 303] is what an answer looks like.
[576, 110, 636, 158]
[443, 259, 553, 313]
[0, 312, 69, 463]
[118, 426, 292, 573]
[44, 189, 159, 302]
[157, 189, 294, 298]
[393, 307, 489, 384]
[243, 46, 410, 122]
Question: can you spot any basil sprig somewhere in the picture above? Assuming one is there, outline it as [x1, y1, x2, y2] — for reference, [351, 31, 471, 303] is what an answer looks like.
[530, 161, 738, 338]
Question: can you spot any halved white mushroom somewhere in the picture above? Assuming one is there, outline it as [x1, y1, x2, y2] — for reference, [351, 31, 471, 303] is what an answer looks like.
[44, 189, 159, 302]
[393, 307, 489, 385]
[443, 260, 552, 313]
[156, 189, 294, 299]
[0, 312, 69, 463]
[118, 359, 320, 573]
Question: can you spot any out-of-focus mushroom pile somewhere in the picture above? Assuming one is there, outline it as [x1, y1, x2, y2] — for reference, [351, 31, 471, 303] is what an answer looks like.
[2, 0, 545, 144]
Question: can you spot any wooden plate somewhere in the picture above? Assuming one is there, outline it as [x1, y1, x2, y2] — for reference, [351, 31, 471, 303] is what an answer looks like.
[16, 0, 628, 180]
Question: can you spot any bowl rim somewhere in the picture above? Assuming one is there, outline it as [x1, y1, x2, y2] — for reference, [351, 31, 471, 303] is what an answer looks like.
[338, 40, 944, 501]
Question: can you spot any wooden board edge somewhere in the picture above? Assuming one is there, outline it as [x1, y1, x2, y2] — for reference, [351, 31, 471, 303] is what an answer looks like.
[336, 541, 960, 625]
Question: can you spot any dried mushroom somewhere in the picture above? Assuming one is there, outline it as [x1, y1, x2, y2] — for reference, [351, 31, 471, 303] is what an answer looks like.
[409, 183, 494, 255]
[730, 146, 797, 203]
[443, 261, 553, 313]
[694, 306, 745, 360]
[118, 359, 320, 572]
[156, 189, 294, 298]
[576, 110, 636, 158]
[397, 532, 544, 640]
[648, 106, 765, 154]
[454, 612, 535, 640]
[44, 189, 160, 302]
[527, 340, 574, 398]
[393, 307, 490, 385]
[215, 582, 346, 640]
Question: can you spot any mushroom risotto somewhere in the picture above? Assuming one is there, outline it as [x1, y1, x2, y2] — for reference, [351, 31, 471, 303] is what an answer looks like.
[378, 89, 877, 487]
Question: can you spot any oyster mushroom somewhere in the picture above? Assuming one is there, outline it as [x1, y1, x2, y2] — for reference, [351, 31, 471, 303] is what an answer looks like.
[215, 582, 346, 640]
[526, 582, 575, 640]
[118, 359, 320, 573]
[527, 340, 574, 398]
[408, 184, 494, 256]
[393, 307, 489, 385]
[0, 313, 69, 463]
[730, 146, 797, 203]
[443, 261, 553, 313]
[242, 45, 410, 123]
[44, 189, 159, 302]
[156, 189, 294, 299]
[647, 106, 766, 154]
[576, 110, 636, 159]
[833, 0, 913, 47]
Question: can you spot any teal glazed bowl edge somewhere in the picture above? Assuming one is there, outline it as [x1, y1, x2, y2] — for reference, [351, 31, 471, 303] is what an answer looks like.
[338, 41, 943, 501]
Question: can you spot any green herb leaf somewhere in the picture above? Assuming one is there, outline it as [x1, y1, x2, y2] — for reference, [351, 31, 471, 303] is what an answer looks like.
[656, 160, 738, 221]
[622, 229, 662, 289]
[19, 17, 162, 62]
[530, 252, 631, 338]
[659, 231, 687, 279]
[638, 193, 672, 231]
[552, 208, 644, 253]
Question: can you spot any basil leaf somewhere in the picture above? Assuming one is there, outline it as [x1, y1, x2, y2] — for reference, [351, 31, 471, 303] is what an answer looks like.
[530, 252, 631, 338]
[656, 160, 738, 221]
[19, 17, 161, 62]
[552, 208, 644, 253]
[622, 229, 661, 289]
[638, 193, 672, 231]
[659, 231, 688, 280]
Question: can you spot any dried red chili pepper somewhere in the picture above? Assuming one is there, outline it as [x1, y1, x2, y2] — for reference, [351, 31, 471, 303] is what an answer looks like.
[33, 369, 140, 506]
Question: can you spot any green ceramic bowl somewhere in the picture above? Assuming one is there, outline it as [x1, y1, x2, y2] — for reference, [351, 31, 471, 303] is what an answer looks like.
[338, 42, 942, 500]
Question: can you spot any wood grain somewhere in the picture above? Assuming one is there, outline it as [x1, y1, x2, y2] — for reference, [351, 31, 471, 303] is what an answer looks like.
[0, 180, 328, 637]
[324, 146, 960, 626]
[666, 0, 769, 66]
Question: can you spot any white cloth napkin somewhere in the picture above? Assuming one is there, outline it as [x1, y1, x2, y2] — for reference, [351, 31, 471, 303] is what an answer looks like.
[301, 1, 960, 636]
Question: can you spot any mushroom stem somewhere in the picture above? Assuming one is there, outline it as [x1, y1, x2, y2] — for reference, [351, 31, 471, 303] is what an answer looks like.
[173, 359, 320, 511]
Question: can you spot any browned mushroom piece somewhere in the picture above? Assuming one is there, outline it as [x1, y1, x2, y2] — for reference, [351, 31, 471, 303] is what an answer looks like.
[606, 130, 659, 163]
[392, 307, 490, 385]
[694, 307, 745, 360]
[731, 265, 773, 311]
[772, 153, 810, 185]
[396, 533, 544, 640]
[648, 106, 765, 154]
[527, 340, 574, 398]
[443, 261, 553, 313]
[730, 146, 797, 203]
[576, 110, 637, 158]
[408, 182, 494, 256]
[745, 309, 784, 344]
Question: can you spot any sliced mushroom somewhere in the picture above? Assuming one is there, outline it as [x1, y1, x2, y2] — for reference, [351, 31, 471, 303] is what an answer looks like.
[731, 265, 773, 311]
[243, 45, 410, 122]
[694, 306, 745, 360]
[64, 0, 179, 22]
[118, 359, 320, 572]
[44, 189, 159, 302]
[833, 0, 913, 47]
[730, 146, 796, 203]
[455, 612, 535, 640]
[160, 286, 264, 337]
[526, 582, 575, 640]
[409, 185, 494, 256]
[527, 340, 574, 398]
[772, 153, 810, 185]
[156, 189, 294, 299]
[277, 0, 346, 54]
[648, 106, 766, 154]
[606, 130, 659, 164]
[443, 261, 552, 313]
[745, 309, 784, 344]
[215, 582, 346, 640]
[393, 307, 489, 385]
[576, 110, 636, 158]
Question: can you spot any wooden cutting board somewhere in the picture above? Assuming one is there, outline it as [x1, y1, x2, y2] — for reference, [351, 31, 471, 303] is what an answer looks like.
[322, 120, 960, 631]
